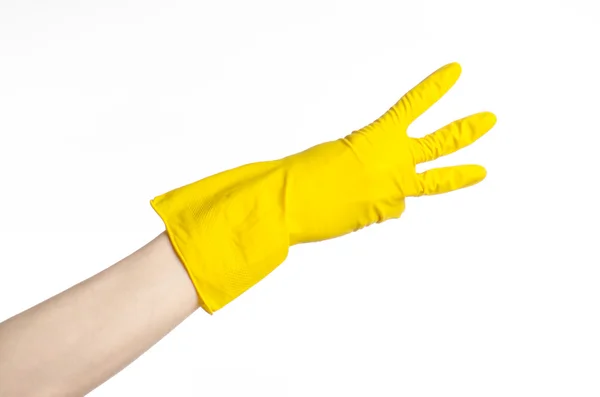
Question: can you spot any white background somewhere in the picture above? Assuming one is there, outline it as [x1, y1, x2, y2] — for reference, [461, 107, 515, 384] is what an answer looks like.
[1, 0, 599, 396]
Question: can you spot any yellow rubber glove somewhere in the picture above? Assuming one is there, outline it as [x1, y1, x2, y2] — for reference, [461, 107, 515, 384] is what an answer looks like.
[151, 62, 496, 314]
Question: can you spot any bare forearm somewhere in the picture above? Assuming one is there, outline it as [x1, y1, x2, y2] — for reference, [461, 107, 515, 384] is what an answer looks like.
[0, 232, 199, 397]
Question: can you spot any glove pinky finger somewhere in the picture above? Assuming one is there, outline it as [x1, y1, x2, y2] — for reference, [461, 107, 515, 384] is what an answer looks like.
[411, 165, 487, 196]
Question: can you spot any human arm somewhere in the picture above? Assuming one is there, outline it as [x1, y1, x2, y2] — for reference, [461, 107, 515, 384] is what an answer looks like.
[0, 62, 496, 396]
[0, 232, 198, 397]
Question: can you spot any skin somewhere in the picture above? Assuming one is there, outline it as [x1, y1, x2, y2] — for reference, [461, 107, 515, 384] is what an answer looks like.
[0, 232, 199, 397]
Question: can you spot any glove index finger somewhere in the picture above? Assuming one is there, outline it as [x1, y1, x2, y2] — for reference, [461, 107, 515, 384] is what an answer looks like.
[391, 62, 462, 126]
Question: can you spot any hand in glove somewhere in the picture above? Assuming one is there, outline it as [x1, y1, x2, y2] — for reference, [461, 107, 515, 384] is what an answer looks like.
[151, 62, 496, 313]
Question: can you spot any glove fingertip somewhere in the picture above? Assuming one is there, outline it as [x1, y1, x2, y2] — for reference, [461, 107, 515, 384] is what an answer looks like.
[458, 164, 487, 188]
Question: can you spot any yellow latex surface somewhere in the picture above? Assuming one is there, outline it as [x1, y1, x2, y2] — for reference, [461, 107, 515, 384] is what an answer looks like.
[151, 62, 496, 314]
